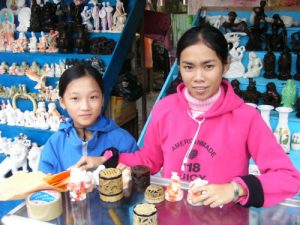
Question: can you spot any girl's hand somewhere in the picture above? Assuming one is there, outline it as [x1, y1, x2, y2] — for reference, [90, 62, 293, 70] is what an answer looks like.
[71, 156, 107, 171]
[189, 183, 244, 208]
[116, 163, 130, 171]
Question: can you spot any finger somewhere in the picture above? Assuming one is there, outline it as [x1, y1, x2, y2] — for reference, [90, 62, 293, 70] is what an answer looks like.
[117, 163, 127, 171]
[73, 156, 87, 168]
[79, 164, 89, 171]
[210, 199, 223, 208]
[202, 196, 215, 206]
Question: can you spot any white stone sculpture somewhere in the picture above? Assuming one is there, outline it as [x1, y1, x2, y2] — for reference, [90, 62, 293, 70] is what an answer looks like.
[244, 52, 263, 78]
[291, 132, 300, 150]
[16, 7, 31, 32]
[99, 3, 107, 31]
[0, 109, 7, 124]
[223, 41, 246, 78]
[81, 6, 93, 32]
[111, 0, 127, 32]
[47, 102, 61, 131]
[68, 168, 95, 201]
[0, 62, 9, 74]
[27, 143, 42, 172]
[0, 142, 28, 179]
[165, 172, 183, 202]
[37, 31, 48, 53]
[105, 2, 113, 31]
[90, 0, 100, 32]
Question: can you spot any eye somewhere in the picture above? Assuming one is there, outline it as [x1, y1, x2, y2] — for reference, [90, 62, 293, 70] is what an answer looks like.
[90, 95, 99, 100]
[204, 64, 214, 70]
[183, 65, 193, 71]
[71, 97, 78, 101]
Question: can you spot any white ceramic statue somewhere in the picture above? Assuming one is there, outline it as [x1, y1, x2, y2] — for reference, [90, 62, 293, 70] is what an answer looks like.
[38, 31, 48, 53]
[291, 132, 300, 150]
[0, 62, 9, 74]
[223, 41, 246, 78]
[99, 3, 107, 31]
[81, 6, 93, 32]
[16, 7, 31, 32]
[105, 2, 113, 31]
[0, 142, 28, 179]
[244, 51, 263, 78]
[27, 143, 42, 172]
[90, 0, 100, 32]
[111, 0, 127, 32]
[68, 168, 95, 201]
[165, 172, 183, 202]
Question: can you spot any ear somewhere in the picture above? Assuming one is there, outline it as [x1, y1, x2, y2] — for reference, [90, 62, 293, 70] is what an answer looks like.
[222, 56, 231, 76]
[59, 97, 66, 110]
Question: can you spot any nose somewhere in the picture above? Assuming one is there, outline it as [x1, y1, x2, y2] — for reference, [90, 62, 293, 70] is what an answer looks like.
[194, 68, 205, 82]
[80, 99, 90, 110]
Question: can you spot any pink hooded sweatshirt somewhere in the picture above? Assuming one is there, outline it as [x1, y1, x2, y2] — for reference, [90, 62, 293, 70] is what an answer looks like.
[120, 80, 300, 207]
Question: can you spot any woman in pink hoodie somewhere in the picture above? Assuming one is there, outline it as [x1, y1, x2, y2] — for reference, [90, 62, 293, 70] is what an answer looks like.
[75, 24, 300, 208]
[119, 24, 300, 208]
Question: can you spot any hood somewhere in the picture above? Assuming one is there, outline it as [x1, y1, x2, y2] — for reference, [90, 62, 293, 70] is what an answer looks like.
[176, 80, 244, 119]
[58, 115, 119, 135]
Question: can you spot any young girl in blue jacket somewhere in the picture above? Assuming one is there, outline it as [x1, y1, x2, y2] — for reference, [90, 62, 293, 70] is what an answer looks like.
[38, 63, 138, 174]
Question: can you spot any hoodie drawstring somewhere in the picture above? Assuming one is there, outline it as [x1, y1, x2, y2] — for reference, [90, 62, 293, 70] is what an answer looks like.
[181, 112, 205, 172]
[74, 127, 88, 156]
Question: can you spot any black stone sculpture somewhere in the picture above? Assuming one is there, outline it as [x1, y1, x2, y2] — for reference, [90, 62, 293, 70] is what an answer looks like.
[243, 78, 261, 104]
[278, 48, 292, 80]
[41, 1, 57, 32]
[296, 97, 300, 118]
[246, 0, 268, 51]
[75, 25, 89, 54]
[222, 11, 248, 33]
[261, 82, 281, 108]
[294, 52, 300, 81]
[57, 25, 73, 53]
[28, 0, 42, 32]
[263, 49, 277, 79]
[269, 14, 287, 52]
[291, 31, 300, 53]
[230, 79, 244, 99]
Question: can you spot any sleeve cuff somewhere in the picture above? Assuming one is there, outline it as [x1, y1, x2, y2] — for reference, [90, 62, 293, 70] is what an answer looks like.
[101, 147, 119, 168]
[236, 175, 264, 208]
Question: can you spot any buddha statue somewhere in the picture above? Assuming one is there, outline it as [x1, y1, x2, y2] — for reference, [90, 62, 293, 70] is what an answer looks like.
[278, 48, 292, 80]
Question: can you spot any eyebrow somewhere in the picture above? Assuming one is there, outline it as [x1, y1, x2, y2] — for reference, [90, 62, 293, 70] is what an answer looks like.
[181, 59, 216, 65]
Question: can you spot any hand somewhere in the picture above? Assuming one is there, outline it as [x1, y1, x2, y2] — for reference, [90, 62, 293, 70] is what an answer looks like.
[189, 183, 237, 208]
[116, 163, 130, 171]
[71, 156, 107, 171]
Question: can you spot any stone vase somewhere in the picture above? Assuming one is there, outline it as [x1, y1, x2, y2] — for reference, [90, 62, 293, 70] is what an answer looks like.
[274, 106, 293, 153]
[257, 104, 274, 131]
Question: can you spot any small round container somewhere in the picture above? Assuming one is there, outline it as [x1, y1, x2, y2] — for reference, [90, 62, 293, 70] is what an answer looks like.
[98, 168, 123, 202]
[133, 203, 157, 225]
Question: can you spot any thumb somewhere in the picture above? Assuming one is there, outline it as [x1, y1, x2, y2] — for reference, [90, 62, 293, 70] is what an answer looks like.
[72, 156, 88, 169]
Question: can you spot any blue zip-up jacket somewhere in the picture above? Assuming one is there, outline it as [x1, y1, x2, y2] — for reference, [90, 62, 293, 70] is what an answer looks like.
[38, 116, 138, 174]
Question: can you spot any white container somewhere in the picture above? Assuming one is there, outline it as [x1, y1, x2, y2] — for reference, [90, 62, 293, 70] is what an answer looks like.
[257, 104, 274, 131]
[274, 107, 293, 153]
[291, 132, 300, 150]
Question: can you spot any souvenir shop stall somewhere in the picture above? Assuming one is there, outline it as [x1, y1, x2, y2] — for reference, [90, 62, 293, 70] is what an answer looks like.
[0, 0, 300, 224]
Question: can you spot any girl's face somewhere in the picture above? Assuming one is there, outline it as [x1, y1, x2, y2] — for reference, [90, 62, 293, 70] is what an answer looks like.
[59, 75, 103, 128]
[179, 42, 228, 101]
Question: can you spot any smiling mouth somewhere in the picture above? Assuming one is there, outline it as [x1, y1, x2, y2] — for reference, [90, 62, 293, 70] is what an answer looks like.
[79, 114, 92, 117]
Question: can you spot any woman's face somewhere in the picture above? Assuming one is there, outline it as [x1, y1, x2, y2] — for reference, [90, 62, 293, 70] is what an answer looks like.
[59, 75, 103, 128]
[179, 41, 228, 101]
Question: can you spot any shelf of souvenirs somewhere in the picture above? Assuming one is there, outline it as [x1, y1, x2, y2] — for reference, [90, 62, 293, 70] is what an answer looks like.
[269, 111, 299, 133]
[0, 124, 53, 147]
[0, 51, 112, 66]
[228, 76, 300, 94]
